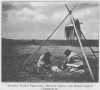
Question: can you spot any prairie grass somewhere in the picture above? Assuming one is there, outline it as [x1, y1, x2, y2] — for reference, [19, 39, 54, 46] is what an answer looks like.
[2, 45, 99, 82]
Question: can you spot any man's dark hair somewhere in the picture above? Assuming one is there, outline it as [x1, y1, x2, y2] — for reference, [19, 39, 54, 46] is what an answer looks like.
[44, 52, 51, 57]
[64, 50, 72, 56]
[44, 52, 51, 65]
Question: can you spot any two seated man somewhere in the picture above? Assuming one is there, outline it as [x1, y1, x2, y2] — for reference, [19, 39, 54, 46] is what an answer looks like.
[37, 50, 85, 73]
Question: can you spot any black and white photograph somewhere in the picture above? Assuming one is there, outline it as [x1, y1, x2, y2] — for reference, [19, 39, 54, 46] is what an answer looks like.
[1, 1, 99, 85]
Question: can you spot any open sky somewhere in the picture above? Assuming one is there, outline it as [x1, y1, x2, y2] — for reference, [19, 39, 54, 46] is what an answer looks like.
[2, 1, 99, 40]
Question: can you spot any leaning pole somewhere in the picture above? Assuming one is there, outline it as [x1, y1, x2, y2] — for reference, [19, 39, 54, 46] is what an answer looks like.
[18, 5, 77, 71]
[65, 4, 95, 82]
[71, 17, 95, 81]
[18, 13, 70, 71]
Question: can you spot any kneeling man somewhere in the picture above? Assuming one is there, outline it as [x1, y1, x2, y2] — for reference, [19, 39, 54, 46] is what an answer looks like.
[62, 50, 85, 73]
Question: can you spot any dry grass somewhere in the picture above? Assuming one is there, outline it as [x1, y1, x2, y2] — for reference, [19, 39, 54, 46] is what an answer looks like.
[2, 45, 99, 82]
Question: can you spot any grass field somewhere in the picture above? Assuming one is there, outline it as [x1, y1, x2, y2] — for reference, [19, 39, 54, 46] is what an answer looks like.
[2, 44, 99, 82]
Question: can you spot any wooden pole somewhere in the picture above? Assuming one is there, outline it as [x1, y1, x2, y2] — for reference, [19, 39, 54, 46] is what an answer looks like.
[71, 17, 95, 81]
[18, 13, 70, 70]
[80, 30, 98, 60]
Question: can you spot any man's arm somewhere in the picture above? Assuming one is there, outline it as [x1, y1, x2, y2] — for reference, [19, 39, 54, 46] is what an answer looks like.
[62, 57, 69, 64]
[37, 55, 45, 67]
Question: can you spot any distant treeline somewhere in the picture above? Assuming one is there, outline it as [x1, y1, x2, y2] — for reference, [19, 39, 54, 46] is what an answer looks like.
[36, 40, 99, 47]
[2, 38, 99, 47]
[2, 38, 36, 46]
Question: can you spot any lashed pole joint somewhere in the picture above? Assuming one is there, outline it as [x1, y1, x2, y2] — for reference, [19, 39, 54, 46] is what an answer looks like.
[64, 4, 95, 81]
[64, 6, 95, 81]
[65, 4, 97, 60]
